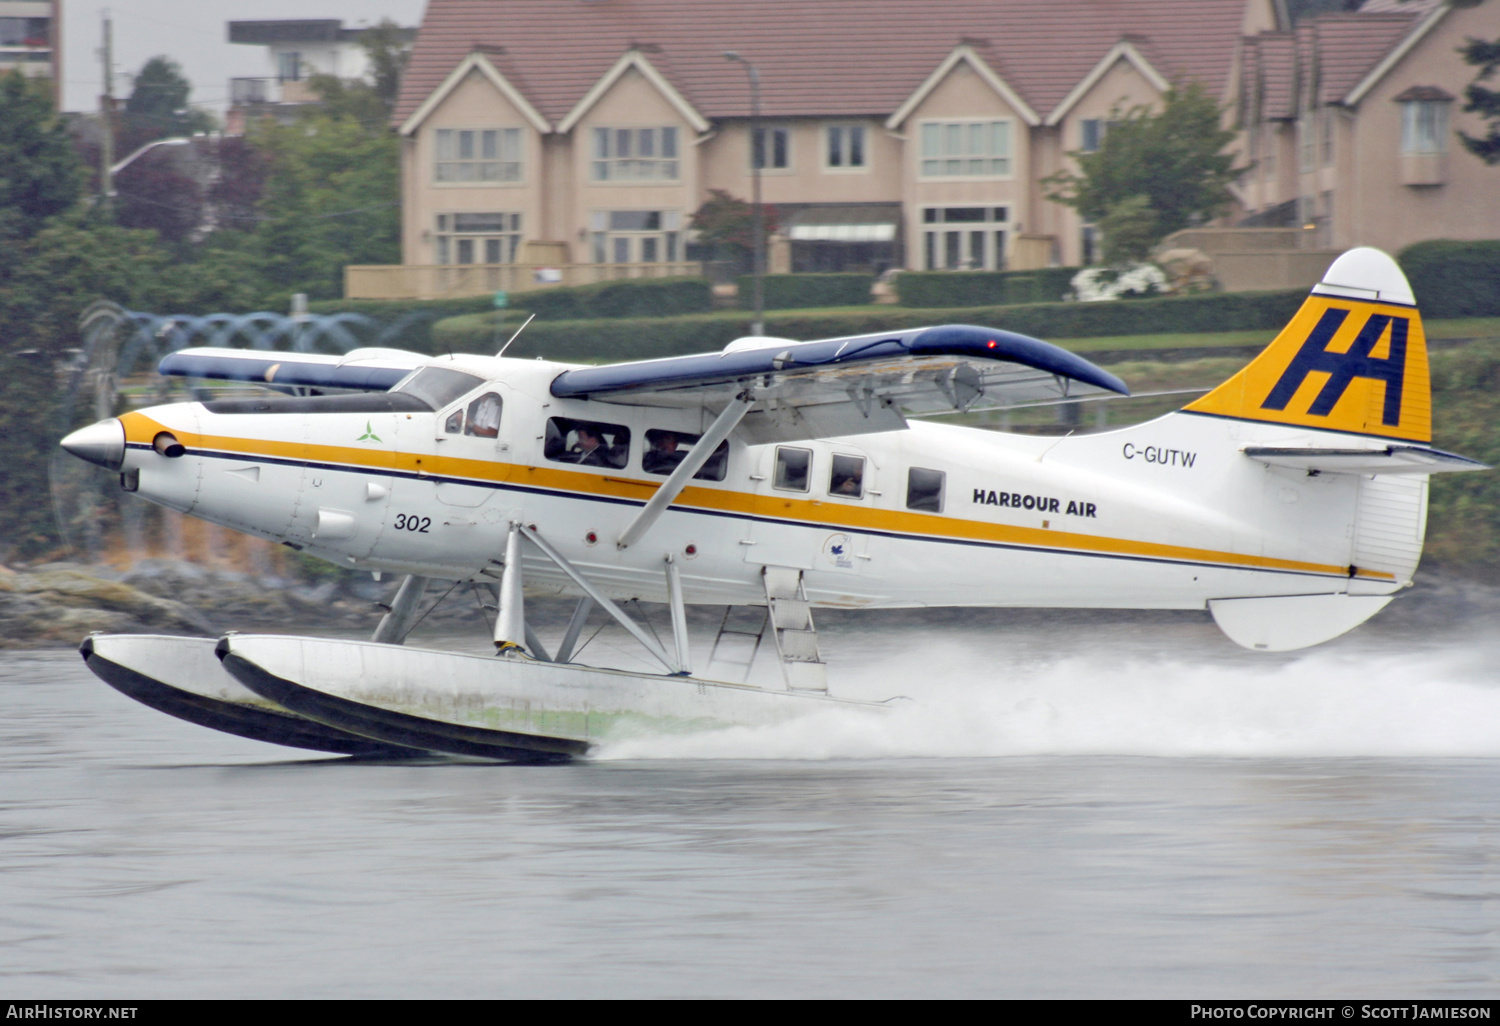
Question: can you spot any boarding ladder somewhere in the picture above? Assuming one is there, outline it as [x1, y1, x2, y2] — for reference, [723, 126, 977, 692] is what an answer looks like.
[761, 567, 828, 692]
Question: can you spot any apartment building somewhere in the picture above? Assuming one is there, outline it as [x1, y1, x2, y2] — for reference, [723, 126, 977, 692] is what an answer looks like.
[226, 19, 416, 134]
[358, 0, 1273, 297]
[0, 0, 60, 105]
[1238, 0, 1500, 255]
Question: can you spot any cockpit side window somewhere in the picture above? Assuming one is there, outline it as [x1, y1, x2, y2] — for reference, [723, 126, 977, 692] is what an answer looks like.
[643, 428, 729, 482]
[464, 393, 502, 438]
[444, 409, 464, 434]
[392, 367, 486, 410]
[774, 447, 812, 491]
[906, 467, 945, 513]
[544, 417, 630, 470]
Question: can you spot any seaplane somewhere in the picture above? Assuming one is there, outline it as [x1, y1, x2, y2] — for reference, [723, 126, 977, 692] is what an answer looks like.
[60, 248, 1486, 761]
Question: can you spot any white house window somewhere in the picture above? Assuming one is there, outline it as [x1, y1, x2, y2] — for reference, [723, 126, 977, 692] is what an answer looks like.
[434, 212, 522, 264]
[435, 129, 523, 183]
[826, 125, 866, 169]
[921, 206, 1009, 270]
[276, 51, 301, 82]
[920, 120, 1012, 177]
[590, 210, 682, 264]
[752, 126, 790, 170]
[1400, 98, 1450, 154]
[1080, 118, 1103, 153]
[592, 127, 679, 181]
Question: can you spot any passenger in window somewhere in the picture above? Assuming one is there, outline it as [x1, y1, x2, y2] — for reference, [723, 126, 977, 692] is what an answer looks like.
[829, 454, 865, 498]
[465, 393, 502, 438]
[643, 431, 686, 474]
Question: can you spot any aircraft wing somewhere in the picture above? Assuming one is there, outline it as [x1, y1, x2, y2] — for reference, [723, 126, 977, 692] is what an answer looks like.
[549, 324, 1129, 444]
[158, 347, 428, 392]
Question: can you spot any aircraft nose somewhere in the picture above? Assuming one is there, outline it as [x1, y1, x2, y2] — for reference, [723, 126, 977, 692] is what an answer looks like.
[60, 418, 126, 471]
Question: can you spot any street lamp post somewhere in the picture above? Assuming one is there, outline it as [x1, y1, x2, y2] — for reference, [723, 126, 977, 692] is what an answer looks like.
[723, 52, 764, 336]
[106, 137, 192, 202]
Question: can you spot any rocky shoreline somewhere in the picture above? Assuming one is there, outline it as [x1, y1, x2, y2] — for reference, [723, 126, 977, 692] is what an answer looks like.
[0, 559, 490, 648]
[1, 557, 1495, 650]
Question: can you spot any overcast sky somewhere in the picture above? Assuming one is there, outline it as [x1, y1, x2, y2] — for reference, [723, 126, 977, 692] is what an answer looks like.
[62, 0, 429, 115]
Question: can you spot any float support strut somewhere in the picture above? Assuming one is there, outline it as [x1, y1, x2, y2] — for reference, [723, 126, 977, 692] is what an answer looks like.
[517, 524, 677, 673]
[554, 596, 594, 664]
[665, 554, 691, 675]
[494, 523, 527, 654]
[372, 574, 429, 645]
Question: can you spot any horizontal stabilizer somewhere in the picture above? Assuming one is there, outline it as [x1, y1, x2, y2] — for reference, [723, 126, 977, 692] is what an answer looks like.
[159, 347, 428, 392]
[1243, 445, 1488, 475]
[550, 324, 1127, 442]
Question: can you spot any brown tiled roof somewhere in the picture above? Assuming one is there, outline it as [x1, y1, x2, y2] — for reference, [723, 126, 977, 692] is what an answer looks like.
[1244, 8, 1418, 116]
[1309, 12, 1419, 102]
[1393, 83, 1454, 101]
[395, 0, 1253, 127]
[1255, 32, 1299, 118]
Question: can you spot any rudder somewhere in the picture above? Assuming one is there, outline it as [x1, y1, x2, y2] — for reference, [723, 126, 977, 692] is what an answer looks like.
[1185, 248, 1431, 443]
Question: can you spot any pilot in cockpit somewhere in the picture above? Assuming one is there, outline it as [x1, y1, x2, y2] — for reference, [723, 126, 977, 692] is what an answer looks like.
[569, 426, 610, 467]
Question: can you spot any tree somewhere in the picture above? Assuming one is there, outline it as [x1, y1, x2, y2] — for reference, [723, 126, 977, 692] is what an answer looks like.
[307, 20, 412, 125]
[0, 71, 82, 241]
[113, 152, 202, 245]
[688, 189, 779, 262]
[1045, 83, 1247, 263]
[1458, 36, 1500, 165]
[245, 111, 401, 303]
[120, 56, 214, 154]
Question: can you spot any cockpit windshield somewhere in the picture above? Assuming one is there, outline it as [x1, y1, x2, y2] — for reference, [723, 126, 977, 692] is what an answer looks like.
[392, 367, 485, 410]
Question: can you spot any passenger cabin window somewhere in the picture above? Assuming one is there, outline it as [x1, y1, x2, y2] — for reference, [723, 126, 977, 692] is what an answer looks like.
[906, 467, 945, 513]
[829, 454, 865, 498]
[465, 393, 502, 438]
[642, 429, 728, 481]
[394, 367, 485, 410]
[774, 447, 811, 491]
[544, 417, 630, 470]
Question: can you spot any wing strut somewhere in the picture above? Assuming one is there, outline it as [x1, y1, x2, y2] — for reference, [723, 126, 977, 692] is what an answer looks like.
[616, 391, 755, 550]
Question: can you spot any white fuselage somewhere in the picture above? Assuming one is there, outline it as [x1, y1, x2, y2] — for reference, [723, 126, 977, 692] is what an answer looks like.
[115, 354, 1418, 611]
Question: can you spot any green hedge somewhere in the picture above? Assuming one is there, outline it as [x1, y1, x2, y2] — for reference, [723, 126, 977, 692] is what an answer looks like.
[1399, 240, 1500, 318]
[896, 268, 1080, 308]
[306, 295, 497, 350]
[735, 274, 874, 310]
[431, 287, 1308, 363]
[507, 276, 713, 320]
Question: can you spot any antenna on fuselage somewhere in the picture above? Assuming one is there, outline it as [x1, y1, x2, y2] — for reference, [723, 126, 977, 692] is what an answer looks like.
[496, 313, 537, 358]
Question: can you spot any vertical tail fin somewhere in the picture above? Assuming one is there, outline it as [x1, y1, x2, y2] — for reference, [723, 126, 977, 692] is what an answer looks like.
[1184, 248, 1431, 443]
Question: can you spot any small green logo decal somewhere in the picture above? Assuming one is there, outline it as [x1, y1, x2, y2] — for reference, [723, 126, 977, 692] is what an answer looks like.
[358, 422, 381, 442]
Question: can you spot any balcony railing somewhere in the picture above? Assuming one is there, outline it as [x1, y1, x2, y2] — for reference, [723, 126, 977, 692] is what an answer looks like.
[344, 262, 704, 300]
[229, 77, 324, 106]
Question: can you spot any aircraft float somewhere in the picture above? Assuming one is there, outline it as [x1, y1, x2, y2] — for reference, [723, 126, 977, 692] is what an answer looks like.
[60, 248, 1485, 761]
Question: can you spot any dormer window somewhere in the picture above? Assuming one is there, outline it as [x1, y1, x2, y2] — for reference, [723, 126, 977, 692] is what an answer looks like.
[1397, 87, 1453, 154]
[1395, 86, 1453, 186]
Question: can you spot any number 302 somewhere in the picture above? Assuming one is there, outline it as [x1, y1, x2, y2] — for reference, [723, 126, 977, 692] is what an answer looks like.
[394, 513, 430, 533]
